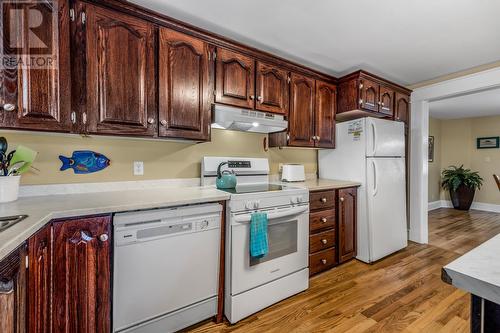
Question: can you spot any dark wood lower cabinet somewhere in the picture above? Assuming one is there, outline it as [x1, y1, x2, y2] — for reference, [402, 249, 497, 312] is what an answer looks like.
[28, 225, 52, 333]
[0, 244, 27, 333]
[52, 215, 112, 333]
[0, 215, 112, 333]
[309, 187, 357, 276]
[338, 187, 357, 263]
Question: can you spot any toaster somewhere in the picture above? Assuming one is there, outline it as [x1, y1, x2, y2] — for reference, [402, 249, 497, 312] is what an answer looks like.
[281, 164, 305, 182]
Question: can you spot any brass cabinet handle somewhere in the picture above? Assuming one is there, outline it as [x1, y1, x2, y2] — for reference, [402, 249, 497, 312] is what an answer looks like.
[147, 118, 155, 124]
[257, 96, 263, 102]
[359, 99, 363, 105]
[340, 197, 345, 202]
[321, 197, 327, 203]
[321, 259, 327, 265]
[316, 136, 321, 141]
[99, 234, 109, 242]
[160, 120, 167, 126]
[2, 104, 15, 112]
[321, 217, 327, 223]
[250, 95, 255, 100]
[321, 239, 328, 245]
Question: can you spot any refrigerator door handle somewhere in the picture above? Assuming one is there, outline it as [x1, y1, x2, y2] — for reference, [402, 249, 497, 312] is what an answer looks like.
[372, 160, 378, 196]
[371, 122, 377, 156]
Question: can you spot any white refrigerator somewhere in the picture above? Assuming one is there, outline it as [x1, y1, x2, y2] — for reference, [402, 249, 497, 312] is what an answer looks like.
[319, 117, 407, 263]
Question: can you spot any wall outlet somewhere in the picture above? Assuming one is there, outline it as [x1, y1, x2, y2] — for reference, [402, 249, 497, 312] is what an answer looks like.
[133, 161, 144, 176]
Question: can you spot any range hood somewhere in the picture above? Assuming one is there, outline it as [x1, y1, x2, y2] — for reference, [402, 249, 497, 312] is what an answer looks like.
[211, 105, 287, 134]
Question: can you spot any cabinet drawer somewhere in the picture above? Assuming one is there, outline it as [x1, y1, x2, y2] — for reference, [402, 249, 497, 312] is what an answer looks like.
[309, 248, 337, 276]
[310, 229, 336, 253]
[310, 209, 336, 233]
[310, 190, 335, 211]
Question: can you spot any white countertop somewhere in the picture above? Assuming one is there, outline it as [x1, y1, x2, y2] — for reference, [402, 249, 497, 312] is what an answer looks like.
[443, 233, 500, 304]
[0, 187, 230, 261]
[281, 178, 361, 191]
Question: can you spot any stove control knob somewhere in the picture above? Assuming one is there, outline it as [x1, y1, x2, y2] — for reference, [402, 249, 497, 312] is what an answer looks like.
[253, 201, 260, 209]
[245, 201, 253, 210]
[290, 197, 297, 204]
[296, 196, 303, 203]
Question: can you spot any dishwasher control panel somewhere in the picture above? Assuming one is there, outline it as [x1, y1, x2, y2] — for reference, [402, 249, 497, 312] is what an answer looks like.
[114, 203, 222, 246]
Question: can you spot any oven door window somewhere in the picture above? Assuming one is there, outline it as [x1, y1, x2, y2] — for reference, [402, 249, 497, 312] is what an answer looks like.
[250, 219, 298, 266]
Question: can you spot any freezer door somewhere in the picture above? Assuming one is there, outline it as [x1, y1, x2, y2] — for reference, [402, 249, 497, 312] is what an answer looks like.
[366, 157, 407, 262]
[366, 118, 405, 157]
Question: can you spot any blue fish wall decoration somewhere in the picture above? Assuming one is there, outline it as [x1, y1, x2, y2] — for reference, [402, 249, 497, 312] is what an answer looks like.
[59, 151, 110, 174]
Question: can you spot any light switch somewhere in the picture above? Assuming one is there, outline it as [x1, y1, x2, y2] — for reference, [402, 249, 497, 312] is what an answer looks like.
[134, 161, 144, 176]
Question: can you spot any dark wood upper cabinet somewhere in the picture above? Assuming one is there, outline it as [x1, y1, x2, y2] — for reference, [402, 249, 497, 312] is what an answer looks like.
[27, 225, 52, 333]
[0, 0, 71, 132]
[315, 81, 336, 148]
[288, 73, 315, 147]
[83, 4, 156, 136]
[337, 71, 411, 122]
[394, 92, 410, 124]
[379, 85, 395, 116]
[360, 79, 379, 112]
[255, 62, 289, 114]
[215, 48, 255, 109]
[52, 215, 111, 333]
[0, 244, 27, 333]
[338, 187, 357, 263]
[158, 28, 213, 141]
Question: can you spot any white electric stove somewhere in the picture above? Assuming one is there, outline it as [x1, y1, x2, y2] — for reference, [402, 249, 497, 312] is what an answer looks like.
[201, 157, 310, 323]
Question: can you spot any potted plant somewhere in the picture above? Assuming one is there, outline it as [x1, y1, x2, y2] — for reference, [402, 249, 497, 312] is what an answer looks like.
[441, 165, 483, 210]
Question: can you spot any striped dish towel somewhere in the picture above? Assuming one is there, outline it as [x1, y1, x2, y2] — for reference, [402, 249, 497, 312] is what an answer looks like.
[250, 212, 269, 258]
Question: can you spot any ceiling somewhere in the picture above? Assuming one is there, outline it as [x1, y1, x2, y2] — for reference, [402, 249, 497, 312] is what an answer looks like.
[430, 88, 500, 119]
[128, 0, 500, 86]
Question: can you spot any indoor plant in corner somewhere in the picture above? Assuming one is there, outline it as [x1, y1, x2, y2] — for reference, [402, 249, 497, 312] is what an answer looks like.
[441, 165, 483, 210]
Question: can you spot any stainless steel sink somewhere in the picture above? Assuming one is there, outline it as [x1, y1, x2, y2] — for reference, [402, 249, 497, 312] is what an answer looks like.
[0, 215, 28, 232]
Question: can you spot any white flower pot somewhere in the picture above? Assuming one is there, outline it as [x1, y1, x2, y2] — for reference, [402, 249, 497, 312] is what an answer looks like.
[0, 176, 21, 203]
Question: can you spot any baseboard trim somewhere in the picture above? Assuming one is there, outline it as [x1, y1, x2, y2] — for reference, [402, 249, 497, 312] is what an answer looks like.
[428, 201, 442, 211]
[428, 200, 500, 213]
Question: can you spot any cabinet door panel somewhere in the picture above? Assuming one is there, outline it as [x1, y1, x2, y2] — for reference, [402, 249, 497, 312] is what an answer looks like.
[379, 85, 395, 116]
[0, 244, 27, 333]
[315, 81, 336, 148]
[85, 4, 155, 136]
[52, 216, 111, 333]
[159, 28, 212, 141]
[255, 62, 288, 114]
[394, 92, 410, 124]
[215, 48, 255, 109]
[338, 188, 357, 263]
[360, 79, 379, 112]
[288, 73, 315, 147]
[0, 0, 71, 132]
[28, 225, 52, 333]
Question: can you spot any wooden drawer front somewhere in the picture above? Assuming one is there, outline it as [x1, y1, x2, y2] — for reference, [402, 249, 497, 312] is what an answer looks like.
[310, 230, 336, 253]
[310, 190, 335, 211]
[310, 209, 336, 233]
[309, 248, 337, 275]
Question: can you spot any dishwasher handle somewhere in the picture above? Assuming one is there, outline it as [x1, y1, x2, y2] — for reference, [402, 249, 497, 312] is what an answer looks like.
[233, 205, 308, 223]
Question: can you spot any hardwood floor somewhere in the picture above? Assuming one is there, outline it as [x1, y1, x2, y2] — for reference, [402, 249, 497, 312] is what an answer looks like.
[187, 208, 500, 333]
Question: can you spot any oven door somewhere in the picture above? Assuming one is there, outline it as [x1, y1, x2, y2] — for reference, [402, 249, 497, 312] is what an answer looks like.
[230, 204, 309, 295]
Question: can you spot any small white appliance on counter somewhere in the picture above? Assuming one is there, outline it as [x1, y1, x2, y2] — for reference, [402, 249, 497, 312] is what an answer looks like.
[113, 203, 222, 333]
[202, 157, 309, 323]
[319, 118, 407, 263]
[281, 164, 305, 182]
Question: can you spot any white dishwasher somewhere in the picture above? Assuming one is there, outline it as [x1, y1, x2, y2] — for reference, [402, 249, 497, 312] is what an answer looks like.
[113, 203, 222, 333]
